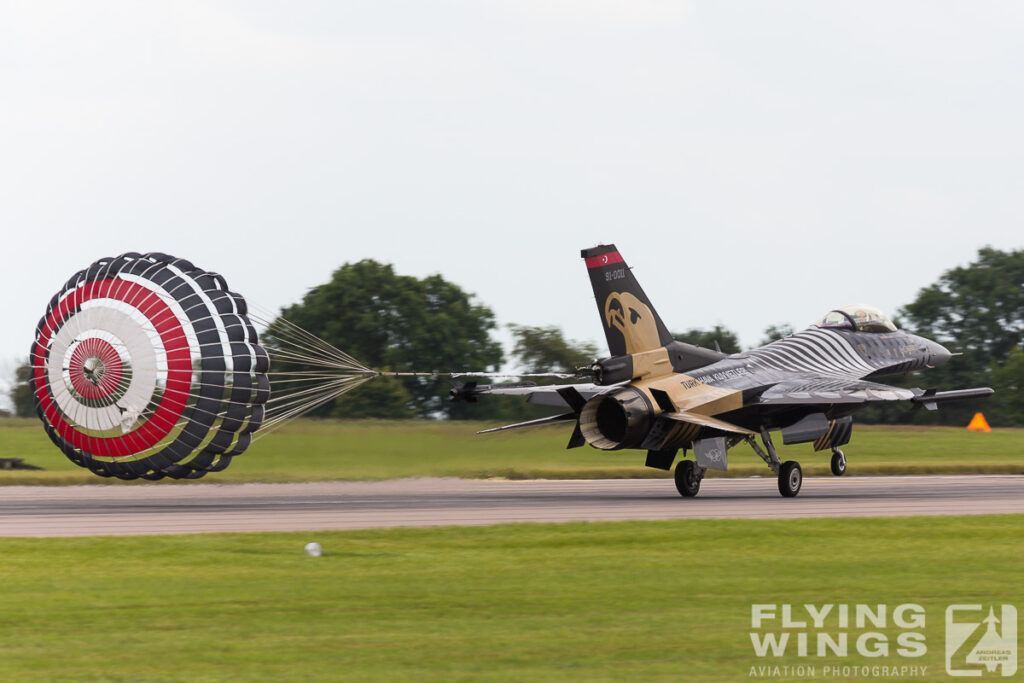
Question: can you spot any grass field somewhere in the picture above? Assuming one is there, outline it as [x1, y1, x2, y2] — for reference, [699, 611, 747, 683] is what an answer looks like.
[0, 417, 1021, 485]
[2, 417, 1024, 485]
[0, 515, 1020, 681]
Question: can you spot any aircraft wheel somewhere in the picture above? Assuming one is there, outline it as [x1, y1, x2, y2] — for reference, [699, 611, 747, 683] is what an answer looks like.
[830, 449, 847, 477]
[778, 461, 802, 498]
[674, 460, 701, 498]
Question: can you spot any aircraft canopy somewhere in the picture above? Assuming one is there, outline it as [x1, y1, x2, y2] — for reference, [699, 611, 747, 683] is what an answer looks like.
[815, 304, 897, 333]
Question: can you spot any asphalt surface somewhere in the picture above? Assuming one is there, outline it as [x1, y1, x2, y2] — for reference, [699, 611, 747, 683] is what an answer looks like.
[1, 475, 1023, 537]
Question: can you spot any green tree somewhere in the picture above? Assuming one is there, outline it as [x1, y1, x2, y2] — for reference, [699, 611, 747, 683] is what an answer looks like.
[896, 246, 1024, 426]
[509, 325, 599, 373]
[901, 247, 1024, 359]
[672, 325, 741, 354]
[10, 362, 35, 418]
[759, 323, 795, 346]
[267, 260, 504, 418]
[330, 376, 416, 419]
[991, 347, 1024, 425]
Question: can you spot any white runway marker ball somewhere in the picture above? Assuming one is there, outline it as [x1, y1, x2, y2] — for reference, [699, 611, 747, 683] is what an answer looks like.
[304, 542, 323, 557]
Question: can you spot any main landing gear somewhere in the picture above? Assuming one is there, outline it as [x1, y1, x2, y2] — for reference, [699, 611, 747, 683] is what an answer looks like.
[672, 427, 845, 499]
[746, 428, 804, 498]
[674, 460, 705, 497]
[778, 461, 802, 497]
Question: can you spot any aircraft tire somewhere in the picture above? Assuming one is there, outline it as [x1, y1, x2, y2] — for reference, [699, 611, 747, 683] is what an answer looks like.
[674, 460, 701, 497]
[778, 461, 802, 497]
[830, 450, 847, 476]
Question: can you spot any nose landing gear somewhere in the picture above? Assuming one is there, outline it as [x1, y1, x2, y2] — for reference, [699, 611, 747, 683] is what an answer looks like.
[830, 448, 847, 476]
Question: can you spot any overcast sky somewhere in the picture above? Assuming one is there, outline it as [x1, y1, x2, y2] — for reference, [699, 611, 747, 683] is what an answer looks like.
[2, 1, 1022, 402]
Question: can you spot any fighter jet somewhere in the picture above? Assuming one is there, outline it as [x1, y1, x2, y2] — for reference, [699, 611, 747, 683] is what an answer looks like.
[455, 244, 993, 498]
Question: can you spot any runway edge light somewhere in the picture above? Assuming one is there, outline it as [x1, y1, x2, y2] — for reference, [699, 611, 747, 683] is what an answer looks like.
[967, 413, 992, 432]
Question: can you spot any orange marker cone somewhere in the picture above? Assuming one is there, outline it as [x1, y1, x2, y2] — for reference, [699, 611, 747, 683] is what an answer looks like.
[967, 413, 991, 432]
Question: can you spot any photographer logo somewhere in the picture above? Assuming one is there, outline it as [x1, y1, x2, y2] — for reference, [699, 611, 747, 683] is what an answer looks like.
[946, 605, 1017, 677]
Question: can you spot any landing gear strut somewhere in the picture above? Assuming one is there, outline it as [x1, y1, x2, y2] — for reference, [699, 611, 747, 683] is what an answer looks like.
[746, 430, 781, 475]
[747, 428, 804, 498]
[674, 460, 705, 497]
[830, 448, 847, 476]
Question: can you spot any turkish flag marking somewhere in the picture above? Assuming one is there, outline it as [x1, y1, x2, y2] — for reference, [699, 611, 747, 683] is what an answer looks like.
[585, 251, 624, 269]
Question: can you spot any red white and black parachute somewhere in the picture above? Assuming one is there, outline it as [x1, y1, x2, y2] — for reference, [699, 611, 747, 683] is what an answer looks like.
[30, 252, 271, 480]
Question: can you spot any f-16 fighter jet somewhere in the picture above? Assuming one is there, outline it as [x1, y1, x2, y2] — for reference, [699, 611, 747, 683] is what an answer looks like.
[456, 244, 993, 498]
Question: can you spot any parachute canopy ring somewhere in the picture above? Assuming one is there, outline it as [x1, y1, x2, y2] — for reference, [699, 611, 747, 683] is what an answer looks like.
[30, 252, 269, 480]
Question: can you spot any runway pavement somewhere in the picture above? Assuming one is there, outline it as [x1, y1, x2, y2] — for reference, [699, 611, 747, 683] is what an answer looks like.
[1, 475, 1023, 537]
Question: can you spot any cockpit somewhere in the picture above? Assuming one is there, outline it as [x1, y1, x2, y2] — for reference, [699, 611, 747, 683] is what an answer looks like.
[814, 304, 897, 333]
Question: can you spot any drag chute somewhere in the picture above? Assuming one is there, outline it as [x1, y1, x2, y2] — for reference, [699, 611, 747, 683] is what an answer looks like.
[32, 252, 381, 480]
[30, 252, 274, 480]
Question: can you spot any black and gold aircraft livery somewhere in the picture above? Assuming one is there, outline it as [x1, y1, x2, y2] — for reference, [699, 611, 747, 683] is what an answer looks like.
[456, 244, 993, 498]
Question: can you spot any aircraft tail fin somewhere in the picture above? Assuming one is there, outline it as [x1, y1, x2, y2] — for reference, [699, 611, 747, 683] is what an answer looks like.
[581, 244, 673, 356]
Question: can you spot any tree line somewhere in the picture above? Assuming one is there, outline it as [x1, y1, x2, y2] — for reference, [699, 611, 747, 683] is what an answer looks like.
[7, 247, 1023, 426]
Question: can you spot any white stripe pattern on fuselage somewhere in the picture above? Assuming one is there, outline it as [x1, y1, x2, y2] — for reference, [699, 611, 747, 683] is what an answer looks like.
[744, 328, 873, 379]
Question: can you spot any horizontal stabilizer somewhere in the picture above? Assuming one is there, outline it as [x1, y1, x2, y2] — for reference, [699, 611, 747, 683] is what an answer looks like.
[477, 412, 577, 434]
[450, 380, 536, 402]
[660, 410, 754, 435]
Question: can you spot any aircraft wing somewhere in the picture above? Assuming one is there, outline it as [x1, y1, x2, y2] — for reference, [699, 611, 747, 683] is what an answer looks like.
[758, 378, 917, 405]
[757, 377, 993, 408]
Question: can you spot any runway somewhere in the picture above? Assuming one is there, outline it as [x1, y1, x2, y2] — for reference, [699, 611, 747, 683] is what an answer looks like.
[1, 475, 1023, 537]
